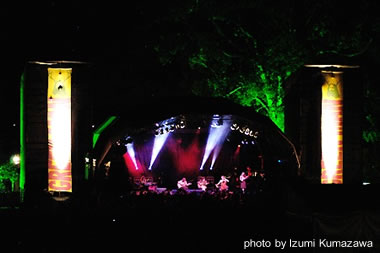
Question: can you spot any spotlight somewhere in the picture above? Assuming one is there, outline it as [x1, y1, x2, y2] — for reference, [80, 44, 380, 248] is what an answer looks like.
[211, 120, 220, 128]
[148, 131, 170, 170]
[231, 123, 239, 130]
[125, 137, 133, 144]
[200, 120, 231, 170]
[11, 154, 20, 165]
[126, 142, 138, 170]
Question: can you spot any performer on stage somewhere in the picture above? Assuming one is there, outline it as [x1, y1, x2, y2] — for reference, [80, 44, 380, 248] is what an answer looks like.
[239, 171, 249, 193]
[139, 174, 149, 190]
[177, 177, 192, 191]
[246, 166, 253, 177]
[215, 175, 229, 191]
[197, 176, 208, 191]
[140, 175, 147, 186]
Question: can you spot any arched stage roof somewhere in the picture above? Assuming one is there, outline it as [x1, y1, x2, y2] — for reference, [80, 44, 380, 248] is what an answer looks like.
[93, 96, 300, 177]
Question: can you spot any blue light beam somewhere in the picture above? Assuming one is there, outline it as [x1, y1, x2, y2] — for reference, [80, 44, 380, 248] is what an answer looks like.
[126, 143, 139, 170]
[148, 133, 170, 170]
[200, 121, 231, 170]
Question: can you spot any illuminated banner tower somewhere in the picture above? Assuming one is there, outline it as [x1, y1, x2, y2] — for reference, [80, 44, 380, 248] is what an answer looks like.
[320, 71, 343, 184]
[47, 68, 72, 192]
[285, 62, 362, 184]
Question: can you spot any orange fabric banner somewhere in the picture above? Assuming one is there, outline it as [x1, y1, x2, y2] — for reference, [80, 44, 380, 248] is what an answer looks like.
[47, 68, 72, 192]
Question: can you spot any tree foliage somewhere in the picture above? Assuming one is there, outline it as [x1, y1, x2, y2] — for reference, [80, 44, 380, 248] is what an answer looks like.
[0, 162, 19, 193]
[136, 0, 380, 133]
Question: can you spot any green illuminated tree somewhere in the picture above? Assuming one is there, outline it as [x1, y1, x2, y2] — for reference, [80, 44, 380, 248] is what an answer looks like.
[0, 162, 19, 193]
[137, 0, 378, 132]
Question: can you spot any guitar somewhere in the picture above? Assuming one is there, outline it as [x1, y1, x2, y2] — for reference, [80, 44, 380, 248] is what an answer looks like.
[197, 180, 208, 191]
[177, 181, 192, 189]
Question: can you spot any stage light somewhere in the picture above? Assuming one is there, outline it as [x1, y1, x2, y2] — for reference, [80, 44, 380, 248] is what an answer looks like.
[200, 120, 231, 170]
[211, 122, 218, 128]
[231, 123, 239, 130]
[148, 132, 170, 170]
[126, 143, 139, 170]
[211, 117, 223, 128]
[125, 137, 133, 144]
[11, 154, 20, 165]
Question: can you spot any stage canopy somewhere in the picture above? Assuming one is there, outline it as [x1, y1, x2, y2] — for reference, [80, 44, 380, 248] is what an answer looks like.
[92, 96, 300, 189]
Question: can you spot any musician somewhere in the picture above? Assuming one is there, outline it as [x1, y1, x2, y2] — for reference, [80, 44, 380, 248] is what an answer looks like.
[197, 176, 208, 191]
[239, 171, 249, 193]
[139, 175, 148, 190]
[215, 175, 229, 191]
[177, 177, 191, 191]
[246, 166, 253, 177]
[140, 175, 147, 186]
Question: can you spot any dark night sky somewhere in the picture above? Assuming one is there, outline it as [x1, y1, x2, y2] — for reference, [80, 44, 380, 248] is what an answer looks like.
[1, 1, 380, 162]
[0, 1, 147, 160]
[0, 1, 177, 107]
[0, 1, 192, 127]
[0, 1, 190, 161]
